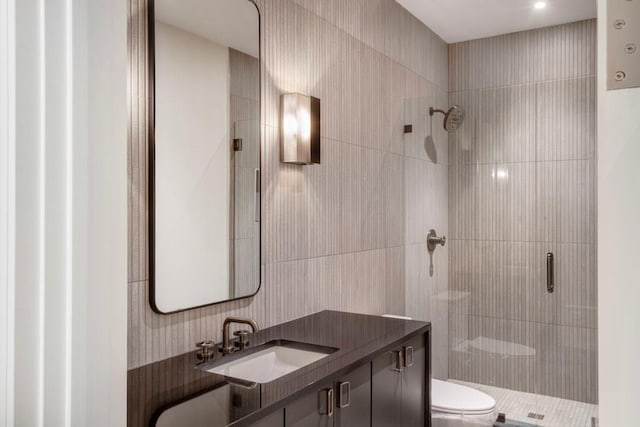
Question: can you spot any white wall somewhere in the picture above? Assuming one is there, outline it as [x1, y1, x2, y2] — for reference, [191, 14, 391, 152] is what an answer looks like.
[73, 0, 127, 424]
[4, 0, 127, 425]
[154, 22, 231, 311]
[0, 0, 15, 425]
[597, 1, 640, 425]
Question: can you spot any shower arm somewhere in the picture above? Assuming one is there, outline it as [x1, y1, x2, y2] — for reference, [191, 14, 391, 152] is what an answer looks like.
[429, 107, 446, 117]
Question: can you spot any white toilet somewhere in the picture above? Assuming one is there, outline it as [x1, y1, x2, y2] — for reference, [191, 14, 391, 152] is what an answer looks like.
[432, 379, 497, 426]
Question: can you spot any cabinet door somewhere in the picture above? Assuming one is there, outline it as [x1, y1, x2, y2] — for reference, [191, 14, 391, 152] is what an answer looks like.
[249, 409, 284, 427]
[285, 382, 334, 427]
[401, 335, 426, 427]
[335, 363, 371, 426]
[372, 350, 403, 427]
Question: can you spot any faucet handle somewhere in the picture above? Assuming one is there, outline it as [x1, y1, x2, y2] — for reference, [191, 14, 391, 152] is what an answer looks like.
[234, 330, 252, 350]
[427, 229, 446, 253]
[196, 340, 216, 361]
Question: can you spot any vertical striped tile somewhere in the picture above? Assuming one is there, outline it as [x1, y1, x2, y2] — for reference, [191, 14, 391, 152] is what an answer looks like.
[536, 76, 597, 161]
[449, 20, 596, 92]
[536, 159, 596, 244]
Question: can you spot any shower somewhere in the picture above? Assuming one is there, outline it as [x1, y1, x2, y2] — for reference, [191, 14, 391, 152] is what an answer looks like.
[429, 105, 465, 132]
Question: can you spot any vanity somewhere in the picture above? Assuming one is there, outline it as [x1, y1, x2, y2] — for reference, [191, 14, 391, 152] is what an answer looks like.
[127, 311, 431, 426]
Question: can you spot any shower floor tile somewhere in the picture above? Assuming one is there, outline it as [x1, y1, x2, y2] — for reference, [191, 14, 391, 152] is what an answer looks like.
[450, 380, 598, 427]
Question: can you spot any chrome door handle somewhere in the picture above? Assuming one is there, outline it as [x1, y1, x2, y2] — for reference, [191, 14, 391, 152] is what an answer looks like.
[337, 382, 351, 408]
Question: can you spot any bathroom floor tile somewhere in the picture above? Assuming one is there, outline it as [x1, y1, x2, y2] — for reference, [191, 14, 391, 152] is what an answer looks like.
[451, 380, 598, 427]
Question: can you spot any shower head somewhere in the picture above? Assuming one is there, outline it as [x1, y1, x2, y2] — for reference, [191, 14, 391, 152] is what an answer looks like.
[429, 105, 466, 132]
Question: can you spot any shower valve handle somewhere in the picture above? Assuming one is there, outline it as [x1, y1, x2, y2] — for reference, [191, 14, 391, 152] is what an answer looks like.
[431, 235, 446, 246]
[427, 230, 446, 253]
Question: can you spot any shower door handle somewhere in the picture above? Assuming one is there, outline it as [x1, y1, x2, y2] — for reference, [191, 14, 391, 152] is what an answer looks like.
[547, 252, 554, 293]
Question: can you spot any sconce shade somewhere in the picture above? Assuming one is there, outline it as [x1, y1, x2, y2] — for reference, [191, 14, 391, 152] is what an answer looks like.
[280, 93, 321, 165]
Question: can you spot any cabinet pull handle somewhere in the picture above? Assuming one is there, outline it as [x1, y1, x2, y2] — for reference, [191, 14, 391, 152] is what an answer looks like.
[392, 350, 405, 372]
[319, 388, 334, 416]
[404, 346, 414, 368]
[327, 388, 334, 417]
[338, 382, 351, 408]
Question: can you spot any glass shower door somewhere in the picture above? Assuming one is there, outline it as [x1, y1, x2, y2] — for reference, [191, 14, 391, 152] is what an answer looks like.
[447, 64, 598, 424]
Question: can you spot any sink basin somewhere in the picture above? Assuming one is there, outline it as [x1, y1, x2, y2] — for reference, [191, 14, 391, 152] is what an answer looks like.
[203, 341, 337, 383]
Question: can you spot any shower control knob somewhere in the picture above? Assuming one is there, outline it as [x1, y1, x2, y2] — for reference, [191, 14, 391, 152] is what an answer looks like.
[427, 229, 446, 253]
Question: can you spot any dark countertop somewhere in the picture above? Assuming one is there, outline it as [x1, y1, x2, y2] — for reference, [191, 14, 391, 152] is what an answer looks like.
[128, 310, 430, 427]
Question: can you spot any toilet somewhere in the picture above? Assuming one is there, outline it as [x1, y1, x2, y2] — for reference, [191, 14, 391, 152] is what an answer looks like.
[432, 379, 497, 426]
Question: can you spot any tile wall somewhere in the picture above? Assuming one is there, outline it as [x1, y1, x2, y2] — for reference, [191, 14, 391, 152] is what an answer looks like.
[447, 20, 598, 403]
[128, 0, 449, 370]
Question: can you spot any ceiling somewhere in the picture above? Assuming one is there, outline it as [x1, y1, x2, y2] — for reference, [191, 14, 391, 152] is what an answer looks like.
[396, 0, 596, 43]
[155, 0, 259, 58]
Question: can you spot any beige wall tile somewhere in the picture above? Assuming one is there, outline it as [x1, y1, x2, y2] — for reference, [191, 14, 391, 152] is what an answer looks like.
[449, 20, 596, 92]
[536, 77, 597, 162]
[536, 159, 596, 244]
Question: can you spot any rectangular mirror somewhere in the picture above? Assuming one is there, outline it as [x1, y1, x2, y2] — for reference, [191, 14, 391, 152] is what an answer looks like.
[149, 0, 261, 314]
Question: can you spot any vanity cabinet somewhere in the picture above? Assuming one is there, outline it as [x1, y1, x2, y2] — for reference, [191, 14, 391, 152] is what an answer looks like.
[372, 335, 427, 427]
[285, 363, 371, 426]
[259, 335, 427, 427]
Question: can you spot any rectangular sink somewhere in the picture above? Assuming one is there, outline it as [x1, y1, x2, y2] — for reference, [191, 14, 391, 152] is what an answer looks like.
[203, 341, 337, 384]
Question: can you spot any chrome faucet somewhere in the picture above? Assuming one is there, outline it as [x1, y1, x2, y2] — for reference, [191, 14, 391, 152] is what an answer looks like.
[220, 317, 260, 355]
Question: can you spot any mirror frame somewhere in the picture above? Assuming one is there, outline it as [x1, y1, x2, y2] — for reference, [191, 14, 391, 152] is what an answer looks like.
[147, 0, 262, 315]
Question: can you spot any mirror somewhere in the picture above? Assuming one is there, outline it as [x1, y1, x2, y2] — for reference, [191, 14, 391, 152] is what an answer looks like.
[153, 384, 260, 427]
[149, 0, 261, 314]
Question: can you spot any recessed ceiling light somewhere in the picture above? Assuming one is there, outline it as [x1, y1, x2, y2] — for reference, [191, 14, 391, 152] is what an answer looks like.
[534, 1, 547, 9]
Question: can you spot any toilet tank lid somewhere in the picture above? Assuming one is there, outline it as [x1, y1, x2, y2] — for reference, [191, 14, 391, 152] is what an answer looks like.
[432, 380, 496, 415]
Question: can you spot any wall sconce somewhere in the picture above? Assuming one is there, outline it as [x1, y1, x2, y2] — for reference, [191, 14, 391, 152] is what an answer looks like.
[280, 93, 321, 165]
